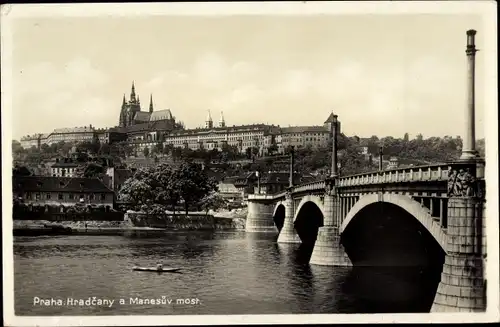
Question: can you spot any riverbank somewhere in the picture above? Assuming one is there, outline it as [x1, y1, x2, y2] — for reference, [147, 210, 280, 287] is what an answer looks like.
[13, 208, 248, 236]
[125, 210, 247, 231]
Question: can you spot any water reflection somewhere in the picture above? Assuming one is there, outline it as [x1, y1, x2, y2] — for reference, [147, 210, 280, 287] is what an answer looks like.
[14, 232, 439, 315]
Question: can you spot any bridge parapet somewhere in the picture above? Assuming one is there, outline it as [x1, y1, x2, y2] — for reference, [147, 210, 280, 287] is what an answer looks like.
[338, 163, 450, 187]
[292, 180, 326, 193]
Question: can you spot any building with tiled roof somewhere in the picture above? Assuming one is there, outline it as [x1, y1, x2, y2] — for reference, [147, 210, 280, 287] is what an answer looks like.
[13, 176, 114, 207]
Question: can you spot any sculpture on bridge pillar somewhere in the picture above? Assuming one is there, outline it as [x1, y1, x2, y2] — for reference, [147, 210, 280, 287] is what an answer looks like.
[285, 188, 292, 201]
[324, 177, 336, 196]
[447, 165, 484, 198]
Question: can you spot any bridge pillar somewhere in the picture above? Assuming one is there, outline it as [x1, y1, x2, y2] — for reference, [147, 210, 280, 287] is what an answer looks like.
[245, 200, 277, 233]
[432, 162, 486, 312]
[277, 190, 301, 243]
[309, 179, 351, 266]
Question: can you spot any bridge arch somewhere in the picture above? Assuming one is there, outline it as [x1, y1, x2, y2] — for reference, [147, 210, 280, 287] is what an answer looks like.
[272, 201, 286, 232]
[293, 195, 325, 246]
[272, 201, 285, 218]
[340, 193, 447, 253]
[293, 195, 325, 223]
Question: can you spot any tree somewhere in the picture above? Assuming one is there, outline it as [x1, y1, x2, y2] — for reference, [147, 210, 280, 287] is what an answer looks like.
[12, 140, 25, 155]
[154, 142, 164, 155]
[175, 161, 218, 215]
[99, 143, 111, 155]
[13, 164, 32, 176]
[74, 162, 105, 179]
[119, 178, 155, 211]
[199, 192, 227, 215]
[152, 164, 182, 214]
[143, 147, 150, 158]
[267, 144, 279, 156]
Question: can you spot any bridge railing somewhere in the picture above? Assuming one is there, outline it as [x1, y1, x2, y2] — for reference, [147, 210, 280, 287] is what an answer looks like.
[338, 163, 450, 187]
[291, 180, 326, 193]
[248, 163, 458, 200]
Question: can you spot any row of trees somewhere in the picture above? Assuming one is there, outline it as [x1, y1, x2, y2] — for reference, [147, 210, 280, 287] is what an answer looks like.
[142, 142, 258, 163]
[118, 162, 224, 215]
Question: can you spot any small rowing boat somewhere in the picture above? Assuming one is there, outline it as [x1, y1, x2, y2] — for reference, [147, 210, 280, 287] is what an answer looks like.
[132, 266, 181, 273]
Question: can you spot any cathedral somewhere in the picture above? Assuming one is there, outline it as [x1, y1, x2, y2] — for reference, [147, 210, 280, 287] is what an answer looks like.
[118, 82, 180, 141]
[118, 82, 176, 128]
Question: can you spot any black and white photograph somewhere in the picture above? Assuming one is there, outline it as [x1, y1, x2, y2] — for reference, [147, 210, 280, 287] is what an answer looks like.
[2, 2, 498, 326]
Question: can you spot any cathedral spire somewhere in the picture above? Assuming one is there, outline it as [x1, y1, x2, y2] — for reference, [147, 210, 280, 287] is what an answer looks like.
[149, 94, 154, 113]
[130, 81, 136, 102]
[122, 94, 126, 106]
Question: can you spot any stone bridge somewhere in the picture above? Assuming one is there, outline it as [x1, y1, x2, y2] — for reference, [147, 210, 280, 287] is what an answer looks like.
[246, 161, 486, 313]
[245, 29, 487, 313]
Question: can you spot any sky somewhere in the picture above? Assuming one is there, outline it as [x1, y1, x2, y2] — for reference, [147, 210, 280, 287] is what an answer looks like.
[7, 10, 490, 140]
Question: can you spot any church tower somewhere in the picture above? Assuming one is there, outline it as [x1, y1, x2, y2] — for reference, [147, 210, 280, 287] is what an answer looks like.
[149, 94, 154, 113]
[127, 81, 141, 126]
[205, 110, 213, 129]
[119, 94, 128, 127]
[219, 111, 226, 128]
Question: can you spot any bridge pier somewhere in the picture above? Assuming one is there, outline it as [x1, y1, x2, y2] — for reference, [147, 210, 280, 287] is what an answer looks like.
[310, 193, 351, 266]
[431, 196, 486, 312]
[245, 200, 277, 233]
[277, 191, 301, 243]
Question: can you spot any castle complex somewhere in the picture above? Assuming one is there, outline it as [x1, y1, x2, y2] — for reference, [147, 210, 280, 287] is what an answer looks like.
[20, 82, 336, 156]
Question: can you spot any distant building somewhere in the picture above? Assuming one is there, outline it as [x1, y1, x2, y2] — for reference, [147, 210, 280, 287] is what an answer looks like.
[13, 176, 114, 208]
[254, 172, 316, 195]
[217, 178, 243, 203]
[277, 126, 330, 153]
[387, 157, 399, 169]
[104, 167, 134, 193]
[50, 158, 80, 177]
[20, 134, 43, 149]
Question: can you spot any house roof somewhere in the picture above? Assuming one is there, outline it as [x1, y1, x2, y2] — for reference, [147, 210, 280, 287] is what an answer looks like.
[281, 126, 329, 134]
[324, 112, 336, 123]
[51, 162, 80, 168]
[13, 176, 114, 193]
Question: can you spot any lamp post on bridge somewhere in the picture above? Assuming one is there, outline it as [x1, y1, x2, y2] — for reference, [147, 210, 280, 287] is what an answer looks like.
[460, 29, 480, 161]
[289, 145, 295, 188]
[378, 146, 384, 171]
[330, 114, 339, 179]
[255, 170, 261, 194]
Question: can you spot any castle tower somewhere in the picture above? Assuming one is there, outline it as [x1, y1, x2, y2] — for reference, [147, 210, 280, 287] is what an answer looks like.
[149, 94, 154, 113]
[205, 110, 213, 129]
[219, 111, 225, 127]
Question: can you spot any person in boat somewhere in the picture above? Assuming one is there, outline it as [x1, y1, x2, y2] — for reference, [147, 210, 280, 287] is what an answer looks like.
[156, 263, 163, 271]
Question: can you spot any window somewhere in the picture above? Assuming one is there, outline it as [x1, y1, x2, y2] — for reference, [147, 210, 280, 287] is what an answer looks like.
[69, 193, 74, 200]
[46, 193, 51, 200]
[100, 193, 106, 201]
[35, 193, 41, 200]
[58, 193, 63, 200]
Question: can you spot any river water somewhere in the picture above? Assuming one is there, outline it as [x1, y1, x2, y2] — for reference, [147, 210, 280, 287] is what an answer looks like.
[14, 231, 437, 315]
